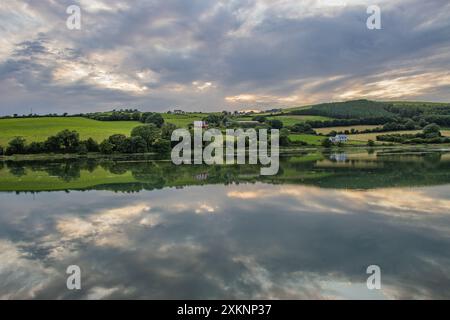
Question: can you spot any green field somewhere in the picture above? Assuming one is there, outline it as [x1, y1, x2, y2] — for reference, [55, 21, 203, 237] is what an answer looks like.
[0, 114, 211, 146]
[162, 113, 206, 127]
[289, 133, 366, 145]
[315, 125, 381, 134]
[267, 115, 332, 126]
[349, 130, 450, 142]
[288, 134, 325, 145]
[348, 130, 421, 141]
[0, 117, 142, 146]
[235, 115, 332, 126]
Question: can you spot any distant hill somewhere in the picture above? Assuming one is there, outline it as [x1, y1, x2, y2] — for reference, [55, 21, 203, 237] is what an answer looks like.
[288, 100, 395, 119]
[286, 99, 450, 119]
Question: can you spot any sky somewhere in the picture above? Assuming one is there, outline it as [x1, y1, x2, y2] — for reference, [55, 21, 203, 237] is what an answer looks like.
[0, 0, 449, 115]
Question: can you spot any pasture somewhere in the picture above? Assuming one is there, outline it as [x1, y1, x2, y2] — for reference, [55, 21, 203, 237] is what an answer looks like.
[0, 117, 141, 146]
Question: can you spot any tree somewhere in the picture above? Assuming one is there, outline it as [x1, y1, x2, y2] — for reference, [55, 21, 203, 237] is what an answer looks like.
[152, 138, 171, 153]
[28, 141, 45, 154]
[321, 138, 332, 148]
[77, 142, 88, 155]
[108, 134, 129, 153]
[0, 145, 3, 156]
[6, 137, 26, 155]
[56, 130, 80, 152]
[161, 123, 177, 140]
[252, 115, 267, 123]
[85, 138, 99, 152]
[129, 136, 148, 153]
[44, 135, 61, 152]
[268, 119, 283, 129]
[99, 140, 114, 154]
[132, 112, 141, 121]
[423, 123, 441, 138]
[205, 114, 222, 127]
[144, 113, 164, 127]
[367, 139, 375, 147]
[279, 128, 290, 146]
[131, 124, 160, 150]
[404, 119, 416, 130]
[291, 123, 314, 134]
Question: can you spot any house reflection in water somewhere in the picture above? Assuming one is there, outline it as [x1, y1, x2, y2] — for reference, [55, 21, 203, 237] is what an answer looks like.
[195, 173, 209, 181]
[330, 153, 348, 162]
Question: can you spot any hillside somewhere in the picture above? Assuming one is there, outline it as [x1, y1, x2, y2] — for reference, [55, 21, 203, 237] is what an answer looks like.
[0, 117, 141, 146]
[288, 100, 395, 119]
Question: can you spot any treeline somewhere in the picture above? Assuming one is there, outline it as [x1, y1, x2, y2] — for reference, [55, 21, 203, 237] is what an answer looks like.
[0, 113, 75, 119]
[0, 123, 177, 156]
[376, 124, 450, 144]
[385, 103, 450, 118]
[303, 116, 397, 128]
[291, 100, 395, 119]
[1, 130, 99, 156]
[0, 109, 167, 127]
[288, 100, 450, 128]
[85, 110, 165, 126]
[300, 115, 446, 131]
[322, 119, 423, 136]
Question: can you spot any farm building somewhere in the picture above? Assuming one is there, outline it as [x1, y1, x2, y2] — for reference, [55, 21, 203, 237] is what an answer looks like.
[329, 134, 348, 143]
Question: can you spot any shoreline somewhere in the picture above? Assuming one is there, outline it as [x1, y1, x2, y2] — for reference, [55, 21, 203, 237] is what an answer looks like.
[2, 144, 450, 162]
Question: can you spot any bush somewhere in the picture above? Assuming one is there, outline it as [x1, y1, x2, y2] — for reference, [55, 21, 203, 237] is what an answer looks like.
[77, 142, 88, 155]
[367, 139, 375, 147]
[252, 115, 267, 123]
[268, 119, 283, 129]
[56, 129, 80, 152]
[0, 145, 3, 156]
[44, 136, 61, 152]
[131, 124, 160, 150]
[152, 138, 171, 153]
[321, 138, 332, 148]
[291, 123, 315, 134]
[129, 136, 148, 153]
[27, 141, 45, 154]
[99, 140, 114, 154]
[6, 137, 27, 155]
[423, 123, 441, 138]
[142, 112, 164, 127]
[161, 123, 177, 140]
[107, 134, 129, 153]
[85, 138, 99, 152]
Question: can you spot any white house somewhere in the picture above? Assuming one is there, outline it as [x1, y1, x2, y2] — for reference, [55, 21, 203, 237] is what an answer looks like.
[329, 134, 348, 143]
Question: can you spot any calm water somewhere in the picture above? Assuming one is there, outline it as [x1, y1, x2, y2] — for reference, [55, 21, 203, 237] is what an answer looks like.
[1, 149, 450, 299]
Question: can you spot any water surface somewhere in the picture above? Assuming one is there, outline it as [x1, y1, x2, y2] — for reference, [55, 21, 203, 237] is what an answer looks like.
[1, 149, 450, 299]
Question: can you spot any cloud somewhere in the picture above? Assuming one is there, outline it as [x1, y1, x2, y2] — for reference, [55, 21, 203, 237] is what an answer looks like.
[1, 182, 450, 299]
[0, 0, 450, 115]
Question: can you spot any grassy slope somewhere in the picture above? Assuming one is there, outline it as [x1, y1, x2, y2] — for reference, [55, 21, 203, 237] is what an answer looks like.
[235, 115, 332, 126]
[0, 117, 141, 146]
[349, 130, 450, 141]
[266, 115, 332, 126]
[315, 125, 381, 134]
[0, 114, 212, 145]
[162, 113, 206, 127]
[288, 100, 395, 118]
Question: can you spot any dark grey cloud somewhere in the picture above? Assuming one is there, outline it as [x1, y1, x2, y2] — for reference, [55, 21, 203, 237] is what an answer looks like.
[0, 0, 450, 115]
